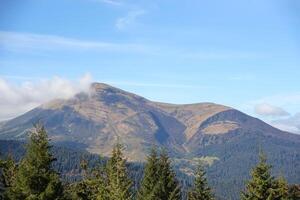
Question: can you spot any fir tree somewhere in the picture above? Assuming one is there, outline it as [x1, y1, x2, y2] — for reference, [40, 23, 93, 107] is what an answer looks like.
[66, 158, 108, 200]
[241, 152, 289, 200]
[269, 176, 289, 200]
[188, 163, 214, 200]
[155, 149, 181, 200]
[94, 162, 109, 200]
[6, 124, 64, 200]
[288, 184, 300, 200]
[137, 147, 160, 200]
[0, 155, 17, 200]
[106, 142, 133, 200]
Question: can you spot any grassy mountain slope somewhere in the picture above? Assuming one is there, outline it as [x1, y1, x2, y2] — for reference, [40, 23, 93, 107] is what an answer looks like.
[0, 82, 300, 199]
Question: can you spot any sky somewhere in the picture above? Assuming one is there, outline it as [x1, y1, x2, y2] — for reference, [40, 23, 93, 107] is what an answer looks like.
[0, 0, 300, 134]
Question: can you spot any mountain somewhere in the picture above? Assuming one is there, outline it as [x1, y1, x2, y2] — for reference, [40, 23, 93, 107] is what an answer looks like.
[0, 83, 226, 159]
[0, 82, 300, 199]
[1, 82, 299, 159]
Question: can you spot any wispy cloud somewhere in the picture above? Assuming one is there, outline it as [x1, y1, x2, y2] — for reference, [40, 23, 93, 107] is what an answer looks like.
[93, 0, 122, 6]
[0, 31, 264, 60]
[0, 31, 147, 53]
[254, 103, 290, 117]
[115, 9, 146, 30]
[271, 113, 300, 134]
[239, 94, 300, 134]
[252, 93, 300, 107]
[0, 73, 92, 121]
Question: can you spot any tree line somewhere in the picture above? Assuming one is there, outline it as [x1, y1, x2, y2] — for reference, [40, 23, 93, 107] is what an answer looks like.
[0, 125, 299, 200]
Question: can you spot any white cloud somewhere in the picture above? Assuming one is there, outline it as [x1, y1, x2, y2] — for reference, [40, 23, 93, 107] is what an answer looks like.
[0, 73, 92, 121]
[271, 113, 300, 134]
[238, 94, 300, 134]
[115, 9, 145, 30]
[0, 31, 146, 53]
[254, 103, 290, 117]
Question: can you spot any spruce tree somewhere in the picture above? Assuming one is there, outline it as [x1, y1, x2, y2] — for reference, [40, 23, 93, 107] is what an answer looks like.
[66, 158, 108, 200]
[106, 142, 133, 200]
[137, 147, 160, 200]
[155, 149, 181, 200]
[288, 184, 300, 200]
[269, 176, 289, 200]
[241, 152, 289, 200]
[188, 164, 214, 200]
[94, 162, 109, 200]
[7, 124, 64, 200]
[0, 155, 17, 200]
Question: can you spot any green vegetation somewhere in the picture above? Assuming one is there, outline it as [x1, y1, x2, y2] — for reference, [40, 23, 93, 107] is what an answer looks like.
[0, 155, 17, 200]
[3, 124, 64, 200]
[0, 125, 300, 200]
[241, 153, 289, 200]
[188, 164, 214, 200]
[154, 149, 181, 200]
[137, 147, 160, 200]
[105, 143, 133, 200]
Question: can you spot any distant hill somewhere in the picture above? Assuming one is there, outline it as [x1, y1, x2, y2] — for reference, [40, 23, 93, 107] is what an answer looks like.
[0, 82, 300, 199]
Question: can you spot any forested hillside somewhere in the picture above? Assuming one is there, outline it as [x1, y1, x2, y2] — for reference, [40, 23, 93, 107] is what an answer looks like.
[1, 136, 299, 200]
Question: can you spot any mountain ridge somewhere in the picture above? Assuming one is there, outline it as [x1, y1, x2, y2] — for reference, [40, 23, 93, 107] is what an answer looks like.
[1, 82, 300, 199]
[0, 82, 299, 161]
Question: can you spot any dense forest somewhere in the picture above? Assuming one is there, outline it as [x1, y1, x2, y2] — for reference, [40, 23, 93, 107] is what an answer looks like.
[0, 125, 299, 200]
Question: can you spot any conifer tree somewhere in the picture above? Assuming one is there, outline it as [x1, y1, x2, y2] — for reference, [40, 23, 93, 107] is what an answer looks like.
[106, 142, 132, 200]
[241, 152, 289, 200]
[7, 124, 64, 200]
[188, 163, 214, 200]
[269, 176, 289, 200]
[94, 162, 109, 200]
[155, 149, 181, 200]
[66, 160, 95, 200]
[66, 158, 108, 200]
[288, 184, 300, 200]
[0, 155, 17, 200]
[137, 147, 160, 200]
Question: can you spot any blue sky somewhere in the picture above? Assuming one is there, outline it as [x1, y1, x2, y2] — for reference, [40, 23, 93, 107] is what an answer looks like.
[0, 0, 300, 133]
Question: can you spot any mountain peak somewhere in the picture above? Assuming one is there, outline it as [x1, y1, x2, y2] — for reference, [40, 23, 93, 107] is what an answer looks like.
[89, 82, 134, 96]
[90, 82, 112, 91]
[1, 82, 300, 162]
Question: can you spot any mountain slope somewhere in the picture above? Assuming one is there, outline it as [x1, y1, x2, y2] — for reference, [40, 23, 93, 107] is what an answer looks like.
[1, 82, 300, 199]
[0, 82, 299, 161]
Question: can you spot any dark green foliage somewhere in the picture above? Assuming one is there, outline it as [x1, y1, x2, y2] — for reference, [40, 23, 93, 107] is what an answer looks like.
[0, 155, 17, 200]
[200, 133, 300, 200]
[0, 139, 298, 200]
[66, 174, 107, 200]
[241, 153, 289, 200]
[271, 176, 289, 200]
[6, 124, 64, 200]
[106, 143, 133, 200]
[137, 147, 160, 200]
[288, 184, 300, 200]
[188, 164, 214, 200]
[65, 161, 106, 200]
[155, 149, 181, 200]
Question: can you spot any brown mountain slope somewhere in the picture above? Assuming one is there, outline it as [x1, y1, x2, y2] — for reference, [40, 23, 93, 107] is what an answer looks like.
[0, 82, 299, 161]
